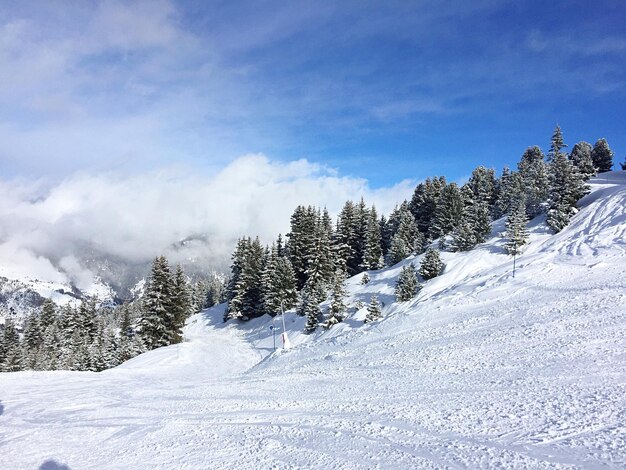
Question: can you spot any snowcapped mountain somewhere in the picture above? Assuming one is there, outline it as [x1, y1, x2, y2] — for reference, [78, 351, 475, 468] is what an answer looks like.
[2, 172, 625, 468]
[0, 235, 221, 319]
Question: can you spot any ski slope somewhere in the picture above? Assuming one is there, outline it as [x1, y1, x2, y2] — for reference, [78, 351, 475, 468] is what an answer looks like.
[2, 172, 626, 469]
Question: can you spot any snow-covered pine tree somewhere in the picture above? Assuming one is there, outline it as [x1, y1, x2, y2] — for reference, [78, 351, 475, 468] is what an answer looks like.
[621, 156, 626, 170]
[591, 138, 614, 173]
[1, 318, 22, 372]
[389, 206, 423, 264]
[361, 205, 383, 270]
[302, 289, 322, 333]
[467, 166, 497, 213]
[410, 176, 446, 236]
[41, 321, 62, 370]
[171, 264, 191, 343]
[39, 298, 57, 331]
[546, 153, 589, 233]
[227, 237, 266, 321]
[569, 141, 596, 180]
[547, 125, 567, 162]
[495, 168, 525, 219]
[364, 295, 382, 323]
[262, 243, 298, 315]
[324, 270, 348, 328]
[505, 195, 529, 255]
[286, 205, 319, 289]
[430, 182, 464, 242]
[395, 263, 420, 302]
[140, 255, 175, 349]
[361, 272, 370, 285]
[419, 247, 444, 280]
[379, 214, 391, 258]
[336, 200, 367, 276]
[518, 146, 550, 218]
[21, 313, 43, 369]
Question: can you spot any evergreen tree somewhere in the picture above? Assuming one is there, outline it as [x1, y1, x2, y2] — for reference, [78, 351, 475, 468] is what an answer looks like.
[591, 138, 614, 173]
[226, 237, 266, 321]
[451, 185, 491, 251]
[430, 182, 464, 242]
[467, 166, 497, 211]
[324, 271, 347, 328]
[360, 272, 370, 285]
[286, 205, 319, 289]
[1, 318, 22, 372]
[518, 146, 550, 217]
[302, 289, 322, 333]
[495, 168, 524, 219]
[364, 295, 382, 323]
[569, 141, 596, 180]
[140, 256, 175, 349]
[419, 248, 444, 280]
[22, 313, 43, 369]
[395, 264, 420, 302]
[389, 207, 423, 264]
[410, 176, 446, 236]
[621, 156, 626, 171]
[262, 244, 298, 315]
[546, 153, 589, 233]
[505, 196, 529, 255]
[39, 298, 57, 331]
[547, 125, 567, 162]
[171, 265, 191, 343]
[361, 205, 383, 270]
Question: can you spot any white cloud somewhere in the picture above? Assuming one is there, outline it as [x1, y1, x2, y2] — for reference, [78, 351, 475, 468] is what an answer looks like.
[0, 155, 414, 286]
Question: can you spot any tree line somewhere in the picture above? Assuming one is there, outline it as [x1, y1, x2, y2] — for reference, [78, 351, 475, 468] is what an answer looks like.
[0, 258, 226, 372]
[224, 126, 616, 330]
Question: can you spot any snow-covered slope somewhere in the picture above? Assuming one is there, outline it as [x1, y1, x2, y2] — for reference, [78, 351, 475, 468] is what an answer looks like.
[2, 172, 625, 469]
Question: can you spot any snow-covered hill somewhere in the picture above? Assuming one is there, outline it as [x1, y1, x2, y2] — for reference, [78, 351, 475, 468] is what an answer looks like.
[1, 172, 625, 469]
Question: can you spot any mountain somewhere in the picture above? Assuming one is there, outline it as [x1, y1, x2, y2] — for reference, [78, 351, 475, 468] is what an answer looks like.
[2, 172, 625, 469]
[0, 235, 221, 318]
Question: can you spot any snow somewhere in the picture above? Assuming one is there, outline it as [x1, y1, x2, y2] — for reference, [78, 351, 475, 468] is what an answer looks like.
[2, 172, 626, 469]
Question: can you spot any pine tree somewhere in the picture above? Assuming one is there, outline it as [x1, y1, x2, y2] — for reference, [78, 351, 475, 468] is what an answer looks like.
[569, 141, 596, 180]
[171, 265, 191, 343]
[547, 125, 567, 162]
[1, 318, 22, 372]
[140, 256, 175, 349]
[419, 248, 444, 280]
[361, 205, 383, 270]
[546, 153, 589, 233]
[395, 264, 420, 302]
[226, 237, 266, 321]
[495, 168, 524, 219]
[286, 206, 319, 289]
[505, 196, 529, 255]
[430, 183, 464, 242]
[324, 271, 347, 328]
[364, 295, 382, 323]
[39, 298, 57, 331]
[22, 313, 43, 369]
[262, 244, 298, 315]
[620, 156, 626, 171]
[360, 272, 370, 285]
[410, 176, 446, 236]
[518, 146, 550, 217]
[302, 289, 322, 333]
[388, 206, 423, 264]
[591, 138, 614, 173]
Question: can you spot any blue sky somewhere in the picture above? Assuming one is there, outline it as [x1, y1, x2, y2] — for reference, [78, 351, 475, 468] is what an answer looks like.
[1, 0, 625, 187]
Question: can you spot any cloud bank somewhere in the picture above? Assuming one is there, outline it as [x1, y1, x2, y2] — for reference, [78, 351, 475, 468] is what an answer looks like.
[0, 155, 413, 289]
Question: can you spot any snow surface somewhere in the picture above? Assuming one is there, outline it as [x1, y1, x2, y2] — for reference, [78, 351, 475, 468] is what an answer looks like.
[2, 172, 626, 469]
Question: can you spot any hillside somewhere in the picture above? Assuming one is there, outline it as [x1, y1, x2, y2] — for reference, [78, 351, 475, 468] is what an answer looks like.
[1, 172, 625, 469]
